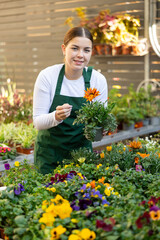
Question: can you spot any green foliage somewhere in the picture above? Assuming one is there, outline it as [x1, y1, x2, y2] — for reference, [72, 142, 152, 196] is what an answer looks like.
[73, 101, 117, 141]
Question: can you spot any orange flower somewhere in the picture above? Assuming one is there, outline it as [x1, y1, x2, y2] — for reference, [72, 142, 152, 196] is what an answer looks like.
[90, 180, 96, 188]
[149, 210, 160, 221]
[134, 156, 139, 164]
[137, 152, 150, 158]
[100, 152, 104, 158]
[157, 153, 160, 158]
[128, 141, 142, 149]
[84, 88, 100, 102]
[98, 177, 105, 184]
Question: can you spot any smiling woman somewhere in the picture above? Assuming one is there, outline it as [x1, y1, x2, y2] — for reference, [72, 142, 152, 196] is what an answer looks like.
[33, 27, 108, 175]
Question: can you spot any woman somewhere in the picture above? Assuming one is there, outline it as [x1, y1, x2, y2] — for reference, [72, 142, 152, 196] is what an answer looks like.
[33, 27, 108, 175]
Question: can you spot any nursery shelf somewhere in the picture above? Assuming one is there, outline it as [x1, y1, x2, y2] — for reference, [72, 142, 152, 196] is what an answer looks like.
[92, 125, 160, 150]
[0, 125, 159, 172]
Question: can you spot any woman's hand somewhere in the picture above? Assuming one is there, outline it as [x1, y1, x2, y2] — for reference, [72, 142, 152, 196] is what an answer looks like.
[55, 103, 72, 121]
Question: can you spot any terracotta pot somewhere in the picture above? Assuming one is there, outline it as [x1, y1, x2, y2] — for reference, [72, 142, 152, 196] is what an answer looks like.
[134, 121, 143, 128]
[104, 44, 112, 55]
[112, 45, 122, 55]
[16, 145, 23, 154]
[122, 45, 132, 55]
[94, 44, 104, 55]
[22, 147, 34, 155]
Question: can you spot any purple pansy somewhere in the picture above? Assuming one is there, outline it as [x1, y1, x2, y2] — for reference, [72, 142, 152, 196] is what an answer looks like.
[4, 163, 10, 170]
[14, 183, 25, 195]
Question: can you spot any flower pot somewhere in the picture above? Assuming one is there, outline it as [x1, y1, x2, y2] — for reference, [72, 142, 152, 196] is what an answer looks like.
[122, 123, 135, 131]
[149, 116, 160, 126]
[112, 45, 122, 56]
[104, 44, 112, 55]
[122, 44, 132, 55]
[93, 127, 103, 142]
[134, 121, 143, 128]
[142, 118, 150, 126]
[22, 147, 34, 155]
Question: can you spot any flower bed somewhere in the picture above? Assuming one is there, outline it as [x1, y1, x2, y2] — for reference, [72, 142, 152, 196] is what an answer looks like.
[0, 138, 160, 240]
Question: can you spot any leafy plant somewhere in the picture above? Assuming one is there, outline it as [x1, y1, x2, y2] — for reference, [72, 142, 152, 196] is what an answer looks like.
[73, 88, 117, 141]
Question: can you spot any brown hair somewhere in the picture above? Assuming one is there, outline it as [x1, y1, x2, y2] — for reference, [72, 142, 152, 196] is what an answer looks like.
[64, 27, 93, 46]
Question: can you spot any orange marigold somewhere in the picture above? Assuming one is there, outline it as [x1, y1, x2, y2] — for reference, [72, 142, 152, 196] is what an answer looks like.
[137, 152, 150, 158]
[128, 141, 142, 149]
[84, 88, 100, 102]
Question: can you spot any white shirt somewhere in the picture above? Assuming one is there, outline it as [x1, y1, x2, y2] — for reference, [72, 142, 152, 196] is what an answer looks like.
[33, 64, 108, 130]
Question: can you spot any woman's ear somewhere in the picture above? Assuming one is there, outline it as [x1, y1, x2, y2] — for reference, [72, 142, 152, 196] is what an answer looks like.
[61, 44, 66, 56]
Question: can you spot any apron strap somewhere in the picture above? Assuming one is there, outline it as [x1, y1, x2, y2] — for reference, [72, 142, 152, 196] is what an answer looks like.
[55, 65, 93, 94]
[83, 66, 93, 90]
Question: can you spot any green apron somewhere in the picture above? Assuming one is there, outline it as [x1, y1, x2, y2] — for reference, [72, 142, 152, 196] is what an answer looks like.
[34, 65, 93, 175]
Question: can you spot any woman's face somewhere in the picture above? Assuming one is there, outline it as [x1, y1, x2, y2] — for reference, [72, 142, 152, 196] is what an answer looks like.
[62, 36, 92, 72]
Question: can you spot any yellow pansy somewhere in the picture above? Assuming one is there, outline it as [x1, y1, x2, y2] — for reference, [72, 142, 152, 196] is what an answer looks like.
[106, 146, 112, 151]
[14, 161, 19, 167]
[71, 219, 78, 223]
[68, 234, 82, 240]
[104, 188, 111, 196]
[50, 225, 66, 239]
[106, 167, 109, 170]
[100, 152, 104, 158]
[39, 212, 55, 226]
[79, 228, 96, 240]
[46, 187, 56, 193]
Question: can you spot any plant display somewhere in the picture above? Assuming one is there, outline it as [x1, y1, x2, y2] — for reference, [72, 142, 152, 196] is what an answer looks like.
[73, 88, 117, 141]
[0, 81, 33, 124]
[0, 137, 160, 240]
[65, 8, 147, 56]
[0, 144, 17, 161]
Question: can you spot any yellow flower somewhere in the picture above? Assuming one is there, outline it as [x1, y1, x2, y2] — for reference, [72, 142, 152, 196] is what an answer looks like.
[149, 210, 160, 221]
[77, 172, 83, 179]
[68, 234, 82, 240]
[56, 203, 73, 219]
[47, 187, 56, 193]
[78, 157, 85, 164]
[97, 164, 102, 169]
[123, 147, 126, 151]
[79, 228, 96, 240]
[86, 183, 91, 188]
[50, 225, 66, 239]
[100, 152, 104, 158]
[39, 212, 55, 226]
[104, 188, 111, 196]
[106, 167, 109, 170]
[14, 161, 19, 167]
[106, 146, 112, 151]
[65, 165, 68, 168]
[71, 219, 78, 223]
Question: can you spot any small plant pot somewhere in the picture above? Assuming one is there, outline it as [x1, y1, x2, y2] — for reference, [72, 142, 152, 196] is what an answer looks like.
[143, 118, 150, 126]
[93, 127, 103, 142]
[134, 121, 143, 128]
[149, 116, 160, 126]
[122, 123, 135, 131]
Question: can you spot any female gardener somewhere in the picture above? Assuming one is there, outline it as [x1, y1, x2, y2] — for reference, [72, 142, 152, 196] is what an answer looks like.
[33, 27, 108, 175]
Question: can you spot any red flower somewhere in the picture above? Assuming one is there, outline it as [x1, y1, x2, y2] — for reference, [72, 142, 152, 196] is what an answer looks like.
[136, 211, 150, 229]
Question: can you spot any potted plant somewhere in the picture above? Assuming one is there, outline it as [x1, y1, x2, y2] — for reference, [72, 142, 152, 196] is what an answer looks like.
[73, 88, 117, 141]
[65, 8, 143, 56]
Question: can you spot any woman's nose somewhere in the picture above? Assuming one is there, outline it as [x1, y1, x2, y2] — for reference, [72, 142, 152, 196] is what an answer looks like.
[77, 49, 83, 57]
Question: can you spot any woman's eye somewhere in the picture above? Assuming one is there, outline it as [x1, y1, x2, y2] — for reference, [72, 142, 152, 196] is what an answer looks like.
[72, 47, 78, 50]
[85, 49, 91, 53]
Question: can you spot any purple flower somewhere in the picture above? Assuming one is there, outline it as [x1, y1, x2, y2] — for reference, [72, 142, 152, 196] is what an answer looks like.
[102, 199, 110, 205]
[14, 183, 25, 195]
[4, 163, 10, 170]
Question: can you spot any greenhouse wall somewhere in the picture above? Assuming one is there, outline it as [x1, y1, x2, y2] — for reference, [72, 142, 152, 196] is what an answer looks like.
[0, 0, 159, 95]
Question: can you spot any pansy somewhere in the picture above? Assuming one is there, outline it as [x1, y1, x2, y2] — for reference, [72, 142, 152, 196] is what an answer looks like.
[14, 183, 25, 195]
[14, 161, 20, 167]
[79, 228, 96, 240]
[4, 163, 10, 170]
[50, 225, 66, 239]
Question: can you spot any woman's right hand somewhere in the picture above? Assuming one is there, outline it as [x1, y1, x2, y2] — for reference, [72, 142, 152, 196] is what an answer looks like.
[55, 103, 72, 121]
